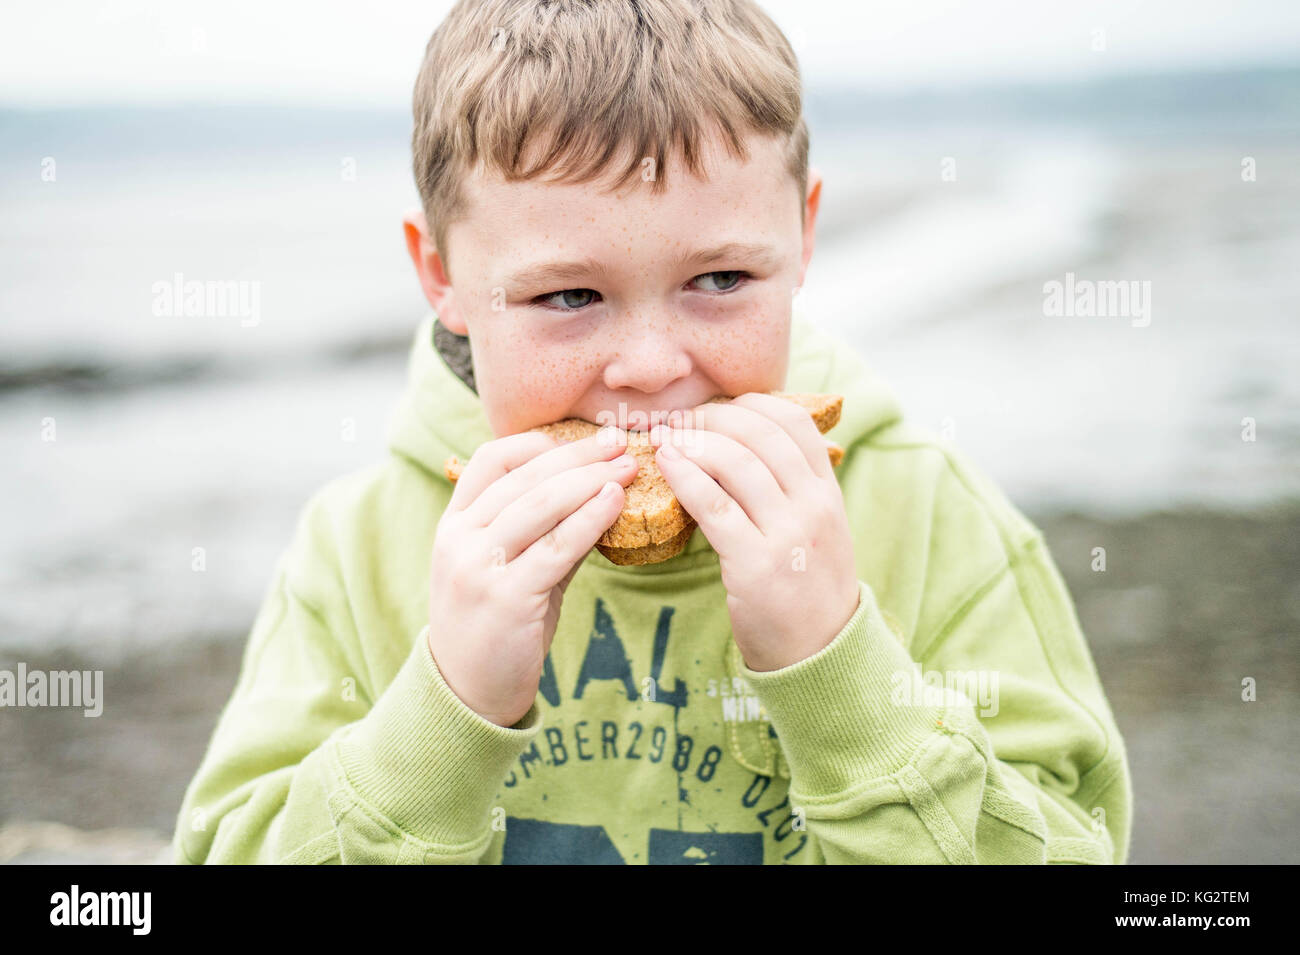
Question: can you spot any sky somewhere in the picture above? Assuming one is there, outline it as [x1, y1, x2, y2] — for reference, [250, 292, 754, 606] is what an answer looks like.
[0, 0, 1297, 107]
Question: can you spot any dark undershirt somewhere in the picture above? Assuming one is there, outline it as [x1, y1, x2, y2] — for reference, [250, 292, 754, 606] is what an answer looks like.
[432, 315, 477, 395]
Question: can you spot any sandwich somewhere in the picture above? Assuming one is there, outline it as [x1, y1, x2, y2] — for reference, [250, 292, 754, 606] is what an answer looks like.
[445, 392, 844, 566]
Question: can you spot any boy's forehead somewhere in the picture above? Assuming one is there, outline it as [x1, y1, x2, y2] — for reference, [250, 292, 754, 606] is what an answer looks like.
[455, 129, 797, 258]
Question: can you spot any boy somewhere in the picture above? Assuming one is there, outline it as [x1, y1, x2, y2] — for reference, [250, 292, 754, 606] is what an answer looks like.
[173, 0, 1131, 864]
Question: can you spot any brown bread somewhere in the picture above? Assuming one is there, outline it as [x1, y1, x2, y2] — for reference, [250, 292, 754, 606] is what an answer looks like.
[445, 392, 844, 565]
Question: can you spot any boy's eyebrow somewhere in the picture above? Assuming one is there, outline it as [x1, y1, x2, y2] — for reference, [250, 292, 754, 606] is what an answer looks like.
[683, 240, 782, 270]
[504, 241, 781, 290]
[505, 257, 608, 291]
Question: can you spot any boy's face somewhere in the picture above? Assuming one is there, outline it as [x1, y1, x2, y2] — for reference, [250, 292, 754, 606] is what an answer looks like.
[404, 129, 822, 437]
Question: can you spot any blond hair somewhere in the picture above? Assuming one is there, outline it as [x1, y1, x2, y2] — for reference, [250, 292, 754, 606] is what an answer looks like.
[412, 0, 808, 267]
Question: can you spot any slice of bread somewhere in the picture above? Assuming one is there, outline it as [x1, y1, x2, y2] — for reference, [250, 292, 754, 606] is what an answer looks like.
[445, 392, 844, 565]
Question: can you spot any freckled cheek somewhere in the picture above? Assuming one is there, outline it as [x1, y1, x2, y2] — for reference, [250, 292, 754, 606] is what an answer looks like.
[694, 301, 791, 392]
[482, 338, 602, 427]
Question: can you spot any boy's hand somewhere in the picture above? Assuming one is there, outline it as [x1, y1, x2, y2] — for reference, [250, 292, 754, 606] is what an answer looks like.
[650, 394, 860, 672]
[427, 427, 638, 727]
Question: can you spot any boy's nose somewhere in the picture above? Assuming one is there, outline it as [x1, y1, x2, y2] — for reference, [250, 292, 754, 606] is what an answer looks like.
[600, 317, 692, 395]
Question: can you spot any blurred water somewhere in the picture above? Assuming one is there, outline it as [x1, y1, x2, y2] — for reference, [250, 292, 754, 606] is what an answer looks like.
[2, 69, 1298, 656]
[806, 129, 1300, 514]
[0, 107, 420, 368]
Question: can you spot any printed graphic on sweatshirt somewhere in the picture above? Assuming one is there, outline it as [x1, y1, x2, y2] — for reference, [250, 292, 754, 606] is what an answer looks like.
[492, 595, 811, 864]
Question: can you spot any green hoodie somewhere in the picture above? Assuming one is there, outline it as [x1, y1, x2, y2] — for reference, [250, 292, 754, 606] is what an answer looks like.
[173, 307, 1132, 864]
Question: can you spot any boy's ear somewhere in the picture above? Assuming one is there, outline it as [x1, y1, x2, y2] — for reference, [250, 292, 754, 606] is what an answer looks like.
[402, 206, 467, 335]
[797, 166, 823, 290]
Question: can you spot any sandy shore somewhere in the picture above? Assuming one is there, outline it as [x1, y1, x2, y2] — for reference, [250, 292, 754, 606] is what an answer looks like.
[3, 507, 1297, 864]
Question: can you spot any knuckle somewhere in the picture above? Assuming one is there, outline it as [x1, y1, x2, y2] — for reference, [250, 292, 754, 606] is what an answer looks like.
[432, 510, 458, 543]
[539, 526, 566, 556]
[707, 493, 735, 519]
[445, 554, 481, 595]
[431, 522, 463, 568]
[484, 542, 510, 569]
[797, 494, 831, 529]
[754, 547, 783, 580]
[521, 481, 557, 514]
[737, 444, 764, 473]
[757, 416, 785, 443]
[813, 482, 843, 514]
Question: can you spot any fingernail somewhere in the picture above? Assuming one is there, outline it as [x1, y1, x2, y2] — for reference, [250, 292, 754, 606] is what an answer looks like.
[598, 481, 620, 499]
[658, 444, 680, 461]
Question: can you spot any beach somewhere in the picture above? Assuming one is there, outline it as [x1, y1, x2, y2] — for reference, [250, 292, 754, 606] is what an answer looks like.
[2, 71, 1298, 863]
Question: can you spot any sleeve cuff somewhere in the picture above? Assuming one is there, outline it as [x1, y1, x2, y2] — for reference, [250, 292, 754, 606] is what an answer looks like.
[333, 625, 543, 846]
[738, 579, 945, 797]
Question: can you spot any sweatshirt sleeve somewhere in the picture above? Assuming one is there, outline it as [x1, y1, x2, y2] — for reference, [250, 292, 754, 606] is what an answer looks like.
[738, 533, 1132, 865]
[172, 551, 543, 865]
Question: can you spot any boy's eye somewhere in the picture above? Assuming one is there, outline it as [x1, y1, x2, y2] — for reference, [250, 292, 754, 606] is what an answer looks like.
[691, 270, 747, 292]
[533, 270, 749, 310]
[536, 288, 600, 310]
